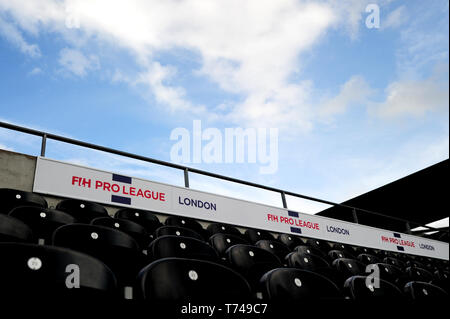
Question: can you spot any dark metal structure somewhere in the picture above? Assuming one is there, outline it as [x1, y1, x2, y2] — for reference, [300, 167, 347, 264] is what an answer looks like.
[318, 159, 449, 240]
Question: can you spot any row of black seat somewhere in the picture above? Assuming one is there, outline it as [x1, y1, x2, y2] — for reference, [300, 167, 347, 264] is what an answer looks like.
[0, 188, 448, 301]
[1, 241, 447, 301]
[1, 188, 447, 268]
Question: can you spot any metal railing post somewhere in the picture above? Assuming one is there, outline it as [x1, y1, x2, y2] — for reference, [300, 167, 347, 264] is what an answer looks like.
[40, 134, 47, 157]
[184, 168, 190, 188]
[405, 222, 412, 234]
[281, 191, 287, 209]
[352, 208, 359, 224]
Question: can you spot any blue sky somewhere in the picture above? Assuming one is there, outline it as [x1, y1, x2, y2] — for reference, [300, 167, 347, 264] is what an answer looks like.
[0, 0, 448, 222]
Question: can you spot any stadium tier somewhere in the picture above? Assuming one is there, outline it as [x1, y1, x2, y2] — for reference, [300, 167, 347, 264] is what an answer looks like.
[0, 148, 448, 306]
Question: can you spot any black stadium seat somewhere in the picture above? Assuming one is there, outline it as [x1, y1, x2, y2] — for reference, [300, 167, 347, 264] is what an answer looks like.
[9, 206, 76, 244]
[370, 263, 408, 288]
[56, 199, 108, 223]
[344, 276, 404, 299]
[53, 223, 143, 291]
[155, 225, 204, 241]
[383, 256, 406, 270]
[353, 246, 375, 255]
[206, 222, 242, 238]
[286, 251, 330, 272]
[406, 266, 434, 283]
[165, 215, 205, 238]
[357, 253, 380, 265]
[147, 235, 218, 262]
[328, 249, 354, 261]
[209, 233, 250, 258]
[255, 240, 291, 263]
[114, 208, 162, 237]
[91, 217, 149, 250]
[0, 242, 117, 299]
[260, 268, 343, 301]
[304, 238, 330, 253]
[135, 258, 252, 301]
[406, 259, 426, 269]
[0, 214, 33, 243]
[226, 244, 281, 289]
[404, 281, 449, 299]
[332, 258, 366, 286]
[277, 233, 304, 250]
[432, 269, 449, 292]
[0, 188, 47, 214]
[244, 228, 274, 244]
[330, 242, 353, 254]
[294, 244, 328, 259]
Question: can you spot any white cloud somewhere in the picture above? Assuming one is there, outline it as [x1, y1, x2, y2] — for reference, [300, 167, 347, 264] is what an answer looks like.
[0, 15, 41, 57]
[134, 62, 207, 115]
[369, 77, 449, 119]
[58, 47, 99, 77]
[394, 1, 449, 79]
[0, 0, 343, 129]
[382, 5, 408, 29]
[28, 67, 42, 76]
[319, 75, 373, 120]
[0, 143, 14, 151]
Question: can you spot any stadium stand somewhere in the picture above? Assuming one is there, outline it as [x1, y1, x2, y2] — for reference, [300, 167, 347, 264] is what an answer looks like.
[0, 185, 449, 302]
[0, 123, 449, 314]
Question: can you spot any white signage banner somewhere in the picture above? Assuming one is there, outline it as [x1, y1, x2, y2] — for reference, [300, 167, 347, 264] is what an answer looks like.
[33, 157, 449, 260]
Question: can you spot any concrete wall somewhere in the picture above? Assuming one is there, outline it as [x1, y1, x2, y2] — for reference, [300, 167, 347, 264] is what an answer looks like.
[0, 149, 37, 191]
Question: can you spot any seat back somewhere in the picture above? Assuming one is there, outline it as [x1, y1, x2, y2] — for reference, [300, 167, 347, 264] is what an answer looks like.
[328, 249, 353, 261]
[0, 214, 33, 243]
[53, 224, 141, 285]
[277, 234, 304, 250]
[244, 228, 274, 244]
[286, 252, 330, 272]
[304, 238, 330, 253]
[155, 225, 203, 241]
[432, 269, 449, 292]
[383, 257, 406, 270]
[206, 223, 242, 238]
[114, 208, 161, 237]
[165, 216, 205, 238]
[148, 235, 218, 262]
[406, 266, 434, 282]
[0, 242, 117, 298]
[91, 217, 149, 249]
[136, 258, 252, 301]
[9, 206, 76, 244]
[332, 258, 366, 286]
[226, 244, 281, 288]
[260, 268, 342, 301]
[357, 253, 380, 265]
[256, 240, 291, 263]
[344, 276, 404, 299]
[294, 245, 327, 259]
[56, 199, 108, 223]
[404, 281, 449, 299]
[0, 188, 47, 214]
[209, 233, 250, 257]
[371, 263, 407, 288]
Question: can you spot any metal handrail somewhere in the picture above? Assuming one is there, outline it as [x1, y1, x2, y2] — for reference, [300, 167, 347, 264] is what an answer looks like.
[0, 120, 446, 235]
